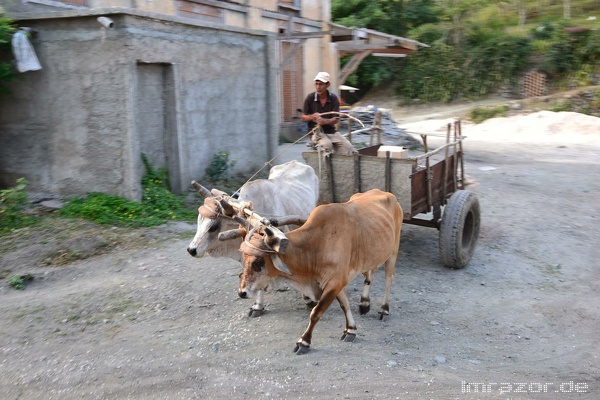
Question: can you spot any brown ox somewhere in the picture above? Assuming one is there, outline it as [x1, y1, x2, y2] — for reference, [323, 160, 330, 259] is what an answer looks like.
[235, 189, 403, 354]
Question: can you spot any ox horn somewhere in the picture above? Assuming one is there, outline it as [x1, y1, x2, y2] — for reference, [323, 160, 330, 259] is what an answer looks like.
[211, 188, 229, 197]
[191, 181, 212, 198]
[218, 228, 246, 242]
[264, 226, 289, 254]
[233, 215, 252, 230]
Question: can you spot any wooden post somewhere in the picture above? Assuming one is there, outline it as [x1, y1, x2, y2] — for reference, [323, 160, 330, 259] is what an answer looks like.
[457, 120, 464, 189]
[421, 134, 432, 210]
[347, 116, 353, 142]
[376, 110, 382, 145]
[442, 123, 451, 201]
[326, 155, 336, 203]
[353, 153, 361, 193]
[385, 152, 391, 192]
[369, 110, 383, 146]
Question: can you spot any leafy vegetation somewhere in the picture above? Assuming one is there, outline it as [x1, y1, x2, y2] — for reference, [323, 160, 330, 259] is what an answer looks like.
[202, 151, 267, 196]
[332, 0, 600, 104]
[205, 151, 237, 182]
[8, 274, 33, 290]
[0, 178, 38, 233]
[469, 105, 509, 123]
[0, 7, 16, 93]
[60, 155, 196, 227]
[0, 151, 265, 234]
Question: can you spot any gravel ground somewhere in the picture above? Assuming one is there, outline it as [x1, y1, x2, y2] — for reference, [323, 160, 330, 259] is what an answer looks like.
[1, 109, 599, 400]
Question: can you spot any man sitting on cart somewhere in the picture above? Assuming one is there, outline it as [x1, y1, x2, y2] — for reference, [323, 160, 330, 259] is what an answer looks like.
[301, 72, 355, 156]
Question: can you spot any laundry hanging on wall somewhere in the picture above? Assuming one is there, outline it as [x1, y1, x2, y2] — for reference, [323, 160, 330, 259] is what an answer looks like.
[11, 30, 42, 73]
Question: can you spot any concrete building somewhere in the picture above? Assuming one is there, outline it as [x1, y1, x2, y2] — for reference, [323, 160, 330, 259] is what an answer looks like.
[0, 0, 425, 200]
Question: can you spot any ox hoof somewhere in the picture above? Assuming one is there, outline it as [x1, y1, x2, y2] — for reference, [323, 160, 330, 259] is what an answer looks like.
[293, 340, 311, 355]
[341, 331, 356, 342]
[378, 311, 389, 321]
[249, 308, 265, 318]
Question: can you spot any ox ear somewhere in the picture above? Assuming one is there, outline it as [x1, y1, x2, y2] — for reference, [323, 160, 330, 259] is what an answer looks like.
[271, 254, 292, 275]
[264, 226, 289, 254]
[191, 181, 212, 198]
[218, 228, 246, 241]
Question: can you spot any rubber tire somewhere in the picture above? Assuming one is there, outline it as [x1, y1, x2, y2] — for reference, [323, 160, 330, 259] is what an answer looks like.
[439, 190, 480, 269]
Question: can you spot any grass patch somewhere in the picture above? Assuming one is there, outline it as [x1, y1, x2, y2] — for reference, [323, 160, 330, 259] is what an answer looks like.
[469, 105, 510, 123]
[8, 274, 34, 290]
[0, 178, 39, 233]
[60, 155, 196, 227]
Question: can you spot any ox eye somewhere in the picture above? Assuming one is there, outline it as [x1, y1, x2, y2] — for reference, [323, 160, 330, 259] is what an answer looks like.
[208, 221, 220, 233]
[251, 258, 265, 272]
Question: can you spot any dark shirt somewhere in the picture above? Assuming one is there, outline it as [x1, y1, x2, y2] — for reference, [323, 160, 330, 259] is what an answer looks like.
[303, 91, 340, 134]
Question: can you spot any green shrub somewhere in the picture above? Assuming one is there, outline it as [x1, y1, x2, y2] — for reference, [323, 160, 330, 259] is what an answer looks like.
[469, 105, 509, 123]
[531, 20, 556, 40]
[8, 274, 34, 290]
[395, 43, 466, 103]
[549, 100, 572, 112]
[407, 22, 445, 45]
[60, 155, 196, 227]
[0, 11, 16, 94]
[205, 151, 236, 182]
[0, 178, 38, 233]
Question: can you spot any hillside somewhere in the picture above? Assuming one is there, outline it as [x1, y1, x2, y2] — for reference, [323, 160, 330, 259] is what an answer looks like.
[353, 81, 600, 124]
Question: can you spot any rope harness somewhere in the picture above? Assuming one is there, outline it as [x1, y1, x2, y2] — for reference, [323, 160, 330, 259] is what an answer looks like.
[240, 229, 275, 258]
[194, 197, 237, 244]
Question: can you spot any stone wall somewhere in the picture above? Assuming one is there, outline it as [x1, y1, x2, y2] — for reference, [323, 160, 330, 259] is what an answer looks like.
[0, 10, 278, 201]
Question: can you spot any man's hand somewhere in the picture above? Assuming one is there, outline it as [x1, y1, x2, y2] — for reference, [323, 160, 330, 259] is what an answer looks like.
[316, 115, 337, 126]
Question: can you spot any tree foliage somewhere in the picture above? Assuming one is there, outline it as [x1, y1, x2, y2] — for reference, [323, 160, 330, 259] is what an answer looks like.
[332, 0, 407, 36]
[333, 0, 600, 103]
[434, 0, 488, 46]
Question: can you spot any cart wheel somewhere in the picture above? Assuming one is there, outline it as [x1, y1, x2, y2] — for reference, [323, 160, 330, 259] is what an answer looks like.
[439, 190, 480, 269]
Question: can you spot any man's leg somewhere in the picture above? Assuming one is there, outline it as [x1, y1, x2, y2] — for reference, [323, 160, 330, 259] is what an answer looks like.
[329, 132, 355, 155]
[317, 135, 334, 154]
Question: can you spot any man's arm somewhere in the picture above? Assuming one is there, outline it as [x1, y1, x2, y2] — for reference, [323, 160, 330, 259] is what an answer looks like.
[301, 95, 318, 123]
[318, 94, 339, 126]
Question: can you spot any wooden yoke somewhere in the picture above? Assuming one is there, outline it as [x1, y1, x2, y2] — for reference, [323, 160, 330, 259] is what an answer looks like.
[216, 190, 290, 254]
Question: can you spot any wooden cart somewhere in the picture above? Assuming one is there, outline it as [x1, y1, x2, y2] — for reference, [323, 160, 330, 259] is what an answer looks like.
[302, 120, 480, 268]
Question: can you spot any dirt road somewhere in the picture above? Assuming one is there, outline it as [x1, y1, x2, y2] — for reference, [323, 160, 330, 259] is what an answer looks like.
[1, 111, 599, 399]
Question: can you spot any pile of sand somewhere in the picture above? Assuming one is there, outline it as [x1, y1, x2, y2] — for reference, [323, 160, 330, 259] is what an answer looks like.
[398, 111, 600, 145]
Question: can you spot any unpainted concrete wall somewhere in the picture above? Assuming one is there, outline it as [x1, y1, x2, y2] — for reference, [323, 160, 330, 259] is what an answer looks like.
[0, 11, 277, 201]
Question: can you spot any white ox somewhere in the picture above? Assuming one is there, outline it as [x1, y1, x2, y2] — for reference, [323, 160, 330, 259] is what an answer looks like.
[187, 160, 319, 315]
[232, 189, 403, 354]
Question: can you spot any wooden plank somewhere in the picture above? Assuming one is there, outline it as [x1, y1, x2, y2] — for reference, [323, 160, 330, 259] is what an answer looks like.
[302, 150, 414, 211]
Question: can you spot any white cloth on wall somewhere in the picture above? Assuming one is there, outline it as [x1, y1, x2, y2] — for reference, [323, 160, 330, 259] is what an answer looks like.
[11, 30, 42, 73]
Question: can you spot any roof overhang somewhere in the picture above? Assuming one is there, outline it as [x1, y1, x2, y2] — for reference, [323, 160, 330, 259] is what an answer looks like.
[329, 22, 428, 56]
[328, 22, 428, 83]
[275, 21, 429, 82]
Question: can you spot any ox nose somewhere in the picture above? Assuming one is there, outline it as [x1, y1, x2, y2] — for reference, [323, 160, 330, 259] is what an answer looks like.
[238, 290, 247, 299]
[187, 247, 197, 257]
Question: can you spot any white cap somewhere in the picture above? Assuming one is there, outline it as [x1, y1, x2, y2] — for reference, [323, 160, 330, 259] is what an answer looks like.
[314, 72, 330, 83]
